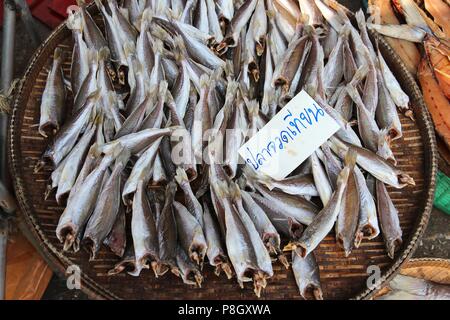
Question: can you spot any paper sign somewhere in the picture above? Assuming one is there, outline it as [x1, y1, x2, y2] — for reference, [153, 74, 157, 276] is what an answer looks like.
[238, 90, 340, 180]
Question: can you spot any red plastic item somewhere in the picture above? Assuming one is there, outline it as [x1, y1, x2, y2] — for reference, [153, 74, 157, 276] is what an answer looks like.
[0, 0, 77, 29]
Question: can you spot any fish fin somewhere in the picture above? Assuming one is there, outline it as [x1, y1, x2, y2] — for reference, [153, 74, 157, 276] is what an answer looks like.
[174, 167, 189, 185]
[344, 148, 357, 168]
[87, 49, 99, 65]
[225, 81, 239, 101]
[228, 182, 241, 200]
[199, 73, 210, 88]
[246, 99, 260, 117]
[355, 9, 366, 29]
[123, 41, 136, 59]
[213, 181, 229, 199]
[173, 36, 185, 58]
[87, 89, 102, 104]
[98, 47, 110, 61]
[350, 65, 370, 86]
[378, 128, 391, 146]
[53, 47, 63, 60]
[211, 66, 224, 81]
[158, 80, 168, 97]
[266, 9, 275, 20]
[304, 84, 317, 98]
[142, 8, 154, 23]
[224, 59, 234, 78]
[132, 59, 144, 76]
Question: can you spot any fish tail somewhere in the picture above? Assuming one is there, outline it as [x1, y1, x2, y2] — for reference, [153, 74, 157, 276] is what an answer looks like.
[353, 65, 370, 83]
[199, 73, 210, 89]
[123, 40, 136, 59]
[174, 167, 189, 185]
[153, 38, 164, 55]
[173, 36, 185, 58]
[213, 181, 229, 199]
[228, 182, 241, 200]
[98, 46, 110, 61]
[246, 99, 260, 117]
[159, 80, 168, 96]
[344, 148, 357, 168]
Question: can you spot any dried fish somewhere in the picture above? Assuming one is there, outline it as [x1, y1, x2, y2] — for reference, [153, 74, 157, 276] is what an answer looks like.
[376, 69, 402, 141]
[191, 74, 211, 162]
[67, 8, 89, 96]
[122, 137, 163, 203]
[292, 251, 323, 300]
[376, 180, 402, 259]
[367, 23, 427, 43]
[129, 181, 159, 276]
[101, 127, 175, 155]
[297, 150, 353, 257]
[335, 151, 360, 256]
[175, 245, 203, 287]
[55, 124, 96, 203]
[202, 198, 232, 278]
[329, 136, 415, 188]
[42, 90, 98, 167]
[56, 151, 115, 252]
[377, 49, 410, 111]
[175, 168, 204, 227]
[84, 154, 127, 260]
[174, 201, 207, 267]
[251, 183, 318, 226]
[104, 205, 126, 257]
[223, 0, 258, 48]
[39, 47, 66, 137]
[72, 50, 99, 115]
[300, 0, 323, 26]
[157, 181, 178, 274]
[240, 189, 287, 268]
[323, 26, 348, 97]
[346, 82, 381, 152]
[376, 274, 450, 300]
[354, 166, 380, 242]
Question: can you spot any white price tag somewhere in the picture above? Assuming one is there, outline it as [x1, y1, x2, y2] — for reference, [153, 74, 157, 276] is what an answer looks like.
[238, 90, 340, 180]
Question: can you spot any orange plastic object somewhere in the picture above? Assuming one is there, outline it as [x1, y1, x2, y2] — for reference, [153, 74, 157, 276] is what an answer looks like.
[5, 230, 52, 300]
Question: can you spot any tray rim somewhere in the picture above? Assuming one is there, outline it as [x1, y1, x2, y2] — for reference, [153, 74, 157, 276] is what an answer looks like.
[7, 7, 438, 300]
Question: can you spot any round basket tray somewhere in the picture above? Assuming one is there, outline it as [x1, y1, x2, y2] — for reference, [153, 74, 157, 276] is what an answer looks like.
[399, 258, 450, 284]
[8, 5, 438, 300]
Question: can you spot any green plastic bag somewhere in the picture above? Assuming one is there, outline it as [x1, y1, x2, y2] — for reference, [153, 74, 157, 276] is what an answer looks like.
[434, 171, 450, 215]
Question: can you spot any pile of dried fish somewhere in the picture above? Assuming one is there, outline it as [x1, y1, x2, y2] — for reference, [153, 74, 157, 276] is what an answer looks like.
[36, 0, 416, 299]
[368, 0, 450, 148]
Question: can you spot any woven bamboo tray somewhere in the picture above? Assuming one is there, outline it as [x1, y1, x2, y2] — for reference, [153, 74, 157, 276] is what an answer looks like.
[399, 258, 450, 284]
[8, 5, 438, 300]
